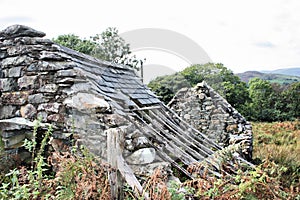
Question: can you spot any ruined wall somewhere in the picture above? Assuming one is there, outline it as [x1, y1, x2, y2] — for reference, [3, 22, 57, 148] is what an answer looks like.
[0, 25, 114, 169]
[168, 82, 253, 160]
[0, 25, 170, 177]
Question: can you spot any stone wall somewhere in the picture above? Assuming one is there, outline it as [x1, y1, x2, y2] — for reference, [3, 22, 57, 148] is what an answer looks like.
[0, 25, 197, 179]
[168, 81, 253, 160]
[0, 25, 115, 170]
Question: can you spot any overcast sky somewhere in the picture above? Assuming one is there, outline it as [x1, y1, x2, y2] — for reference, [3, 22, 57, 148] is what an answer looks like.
[1, 0, 300, 73]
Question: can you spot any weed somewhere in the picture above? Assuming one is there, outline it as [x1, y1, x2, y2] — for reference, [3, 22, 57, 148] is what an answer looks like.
[0, 119, 53, 199]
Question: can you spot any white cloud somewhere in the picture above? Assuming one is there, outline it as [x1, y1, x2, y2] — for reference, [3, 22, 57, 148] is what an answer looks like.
[0, 0, 300, 73]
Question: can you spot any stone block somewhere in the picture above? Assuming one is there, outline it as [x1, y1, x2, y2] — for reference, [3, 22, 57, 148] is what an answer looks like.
[20, 104, 37, 119]
[1, 91, 31, 105]
[0, 105, 17, 119]
[28, 93, 49, 104]
[37, 111, 48, 122]
[133, 136, 149, 149]
[27, 61, 73, 72]
[0, 56, 33, 69]
[0, 24, 45, 39]
[0, 78, 17, 91]
[40, 51, 71, 61]
[8, 66, 23, 77]
[63, 92, 109, 113]
[18, 75, 38, 90]
[37, 102, 61, 113]
[183, 114, 191, 120]
[126, 148, 156, 165]
[2, 133, 25, 149]
[56, 69, 77, 77]
[38, 84, 58, 93]
[0, 50, 8, 59]
[47, 114, 64, 122]
[129, 161, 170, 177]
[0, 122, 25, 131]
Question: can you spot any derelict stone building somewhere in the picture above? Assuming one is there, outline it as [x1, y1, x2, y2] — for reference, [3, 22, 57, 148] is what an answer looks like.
[0, 25, 253, 196]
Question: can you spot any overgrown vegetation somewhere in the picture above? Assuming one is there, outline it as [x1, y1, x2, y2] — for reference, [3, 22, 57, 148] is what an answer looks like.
[1, 120, 299, 199]
[252, 121, 300, 188]
[0, 119, 111, 199]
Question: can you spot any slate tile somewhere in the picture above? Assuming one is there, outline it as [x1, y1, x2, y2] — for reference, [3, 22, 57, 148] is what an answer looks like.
[120, 88, 129, 93]
[138, 98, 152, 105]
[133, 89, 147, 94]
[97, 85, 115, 93]
[145, 89, 156, 97]
[128, 93, 139, 99]
[149, 98, 160, 104]
[105, 92, 127, 101]
[110, 82, 121, 89]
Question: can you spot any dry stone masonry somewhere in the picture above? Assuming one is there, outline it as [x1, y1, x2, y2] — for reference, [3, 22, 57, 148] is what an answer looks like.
[168, 81, 253, 161]
[0, 25, 252, 190]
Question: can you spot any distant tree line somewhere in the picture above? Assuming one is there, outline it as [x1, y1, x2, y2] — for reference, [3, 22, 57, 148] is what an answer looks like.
[148, 63, 300, 122]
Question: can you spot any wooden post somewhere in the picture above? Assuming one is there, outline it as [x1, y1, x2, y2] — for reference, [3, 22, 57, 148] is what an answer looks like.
[107, 128, 124, 199]
[107, 127, 148, 199]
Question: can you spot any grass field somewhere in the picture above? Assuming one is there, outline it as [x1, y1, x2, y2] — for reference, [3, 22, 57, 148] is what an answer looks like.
[252, 121, 300, 188]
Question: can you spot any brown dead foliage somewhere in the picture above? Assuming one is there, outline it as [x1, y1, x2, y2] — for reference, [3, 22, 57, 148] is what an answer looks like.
[141, 168, 172, 200]
[47, 151, 111, 199]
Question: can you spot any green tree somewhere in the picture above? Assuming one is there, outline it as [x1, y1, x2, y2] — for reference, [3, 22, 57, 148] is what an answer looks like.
[268, 83, 290, 121]
[91, 27, 144, 70]
[91, 28, 129, 61]
[222, 80, 249, 114]
[148, 63, 249, 113]
[282, 82, 300, 119]
[248, 78, 275, 121]
[148, 73, 190, 103]
[53, 34, 97, 55]
[53, 28, 144, 70]
[181, 63, 228, 88]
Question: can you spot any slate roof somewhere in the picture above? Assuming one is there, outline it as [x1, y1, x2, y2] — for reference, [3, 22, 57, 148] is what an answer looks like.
[56, 45, 161, 111]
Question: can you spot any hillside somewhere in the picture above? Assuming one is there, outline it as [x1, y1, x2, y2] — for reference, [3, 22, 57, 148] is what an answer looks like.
[261, 67, 300, 77]
[236, 70, 300, 84]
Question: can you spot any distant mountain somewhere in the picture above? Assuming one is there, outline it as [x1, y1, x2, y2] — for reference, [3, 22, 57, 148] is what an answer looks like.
[261, 67, 300, 77]
[236, 70, 300, 84]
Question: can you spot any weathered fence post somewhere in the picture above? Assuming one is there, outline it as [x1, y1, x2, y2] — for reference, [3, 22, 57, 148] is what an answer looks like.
[107, 128, 124, 199]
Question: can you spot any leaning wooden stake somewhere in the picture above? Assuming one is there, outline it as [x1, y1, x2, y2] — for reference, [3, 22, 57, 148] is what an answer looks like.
[107, 127, 148, 199]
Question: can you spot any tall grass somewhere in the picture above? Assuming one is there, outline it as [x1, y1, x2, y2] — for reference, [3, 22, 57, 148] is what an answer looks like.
[252, 120, 300, 187]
